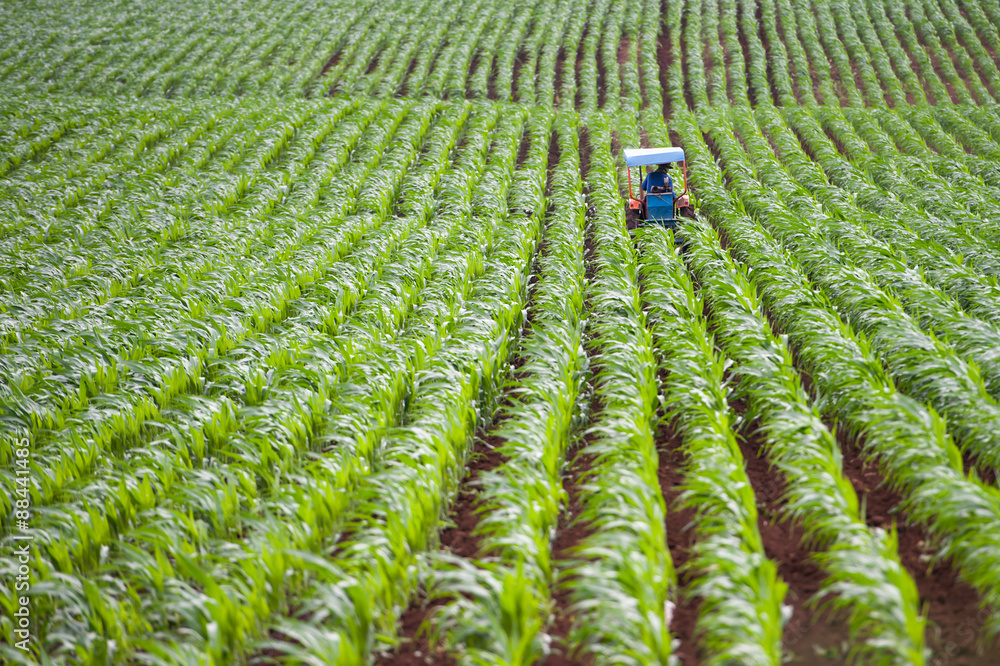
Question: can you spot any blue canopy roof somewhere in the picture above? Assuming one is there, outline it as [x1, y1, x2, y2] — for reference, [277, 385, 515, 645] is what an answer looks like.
[623, 147, 685, 166]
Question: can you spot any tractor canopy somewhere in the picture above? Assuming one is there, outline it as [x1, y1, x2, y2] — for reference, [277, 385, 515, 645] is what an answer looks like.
[623, 147, 685, 167]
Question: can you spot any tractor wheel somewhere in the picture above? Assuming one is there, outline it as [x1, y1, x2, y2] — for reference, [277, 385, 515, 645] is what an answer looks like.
[678, 205, 695, 219]
[626, 208, 642, 230]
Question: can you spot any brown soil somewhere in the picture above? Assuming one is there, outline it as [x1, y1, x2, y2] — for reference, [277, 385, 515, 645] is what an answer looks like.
[512, 47, 528, 102]
[617, 33, 630, 106]
[955, 3, 1000, 71]
[803, 2, 849, 106]
[679, 0, 696, 111]
[657, 0, 674, 115]
[365, 52, 380, 77]
[890, 8, 935, 106]
[544, 447, 594, 666]
[319, 50, 341, 77]
[375, 436, 507, 665]
[618, 33, 631, 65]
[734, 415, 851, 663]
[839, 439, 996, 666]
[399, 51, 421, 97]
[467, 50, 481, 100]
[637, 34, 648, 109]
[441, 436, 507, 558]
[905, 4, 960, 105]
[949, 26, 997, 101]
[933, 23, 981, 103]
[555, 45, 566, 107]
[770, 0, 803, 105]
[487, 54, 499, 101]
[596, 40, 608, 109]
[702, 11, 716, 103]
[962, 455, 999, 489]
[574, 26, 588, 110]
[716, 0, 736, 105]
[548, 128, 562, 187]
[517, 129, 532, 169]
[373, 602, 454, 666]
[735, 0, 753, 101]
[656, 421, 702, 665]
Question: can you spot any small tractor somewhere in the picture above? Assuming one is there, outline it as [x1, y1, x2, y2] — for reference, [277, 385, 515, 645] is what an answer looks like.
[624, 147, 694, 229]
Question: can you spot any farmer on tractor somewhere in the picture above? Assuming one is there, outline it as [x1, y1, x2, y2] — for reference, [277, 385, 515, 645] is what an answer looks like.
[624, 147, 694, 229]
[641, 163, 674, 197]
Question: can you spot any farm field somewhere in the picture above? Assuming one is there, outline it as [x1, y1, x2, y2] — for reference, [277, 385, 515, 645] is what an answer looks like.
[2, 0, 1000, 664]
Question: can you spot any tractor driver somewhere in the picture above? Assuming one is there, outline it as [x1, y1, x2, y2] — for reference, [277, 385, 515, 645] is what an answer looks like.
[641, 163, 673, 197]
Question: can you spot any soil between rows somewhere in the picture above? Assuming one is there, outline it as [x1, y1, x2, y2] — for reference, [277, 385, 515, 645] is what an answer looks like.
[839, 439, 996, 666]
[543, 445, 593, 666]
[733, 418, 851, 665]
[373, 434, 505, 666]
[655, 422, 701, 666]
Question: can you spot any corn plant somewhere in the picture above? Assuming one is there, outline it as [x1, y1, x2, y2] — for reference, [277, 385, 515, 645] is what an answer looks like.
[674, 109, 1000, 640]
[678, 215, 927, 664]
[554, 114, 679, 666]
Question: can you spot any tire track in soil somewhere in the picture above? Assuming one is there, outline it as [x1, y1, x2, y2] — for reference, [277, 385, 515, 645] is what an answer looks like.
[839, 437, 997, 666]
[618, 33, 631, 108]
[542, 125, 591, 666]
[376, 126, 558, 665]
[544, 446, 594, 666]
[373, 434, 507, 666]
[657, 0, 674, 115]
[655, 421, 701, 666]
[555, 45, 566, 107]
[679, 0, 696, 111]
[732, 410, 851, 664]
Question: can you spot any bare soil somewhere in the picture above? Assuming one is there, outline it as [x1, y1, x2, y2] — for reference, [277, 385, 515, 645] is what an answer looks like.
[398, 51, 421, 97]
[374, 435, 507, 665]
[543, 447, 594, 666]
[511, 47, 529, 102]
[595, 39, 608, 109]
[487, 56, 499, 101]
[657, 0, 674, 115]
[678, 0, 696, 111]
[555, 45, 566, 107]
[770, 0, 805, 105]
[656, 421, 702, 665]
[733, 412, 852, 663]
[904, 2, 961, 104]
[319, 50, 341, 77]
[636, 34, 649, 109]
[839, 439, 996, 666]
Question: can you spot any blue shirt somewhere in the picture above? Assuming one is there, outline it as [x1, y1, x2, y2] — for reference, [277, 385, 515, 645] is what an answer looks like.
[642, 172, 673, 192]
